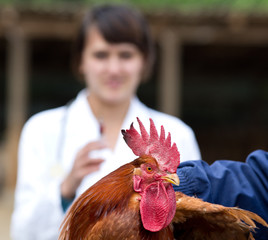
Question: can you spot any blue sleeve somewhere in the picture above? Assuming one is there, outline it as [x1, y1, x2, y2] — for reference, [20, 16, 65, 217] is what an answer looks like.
[173, 150, 268, 240]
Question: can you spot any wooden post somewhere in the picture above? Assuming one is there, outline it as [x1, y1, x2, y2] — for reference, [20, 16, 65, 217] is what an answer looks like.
[158, 29, 182, 117]
[4, 25, 29, 190]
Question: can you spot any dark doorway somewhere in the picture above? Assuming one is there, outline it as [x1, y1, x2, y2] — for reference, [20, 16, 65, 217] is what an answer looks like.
[182, 44, 268, 163]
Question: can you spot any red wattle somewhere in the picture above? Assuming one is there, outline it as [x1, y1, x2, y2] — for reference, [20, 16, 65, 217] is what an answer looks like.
[140, 182, 176, 232]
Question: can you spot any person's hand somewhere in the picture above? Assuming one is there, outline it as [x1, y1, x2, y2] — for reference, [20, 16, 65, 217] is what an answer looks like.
[61, 140, 107, 199]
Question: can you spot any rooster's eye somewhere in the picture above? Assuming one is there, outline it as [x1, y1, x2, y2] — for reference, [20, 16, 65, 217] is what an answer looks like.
[146, 167, 152, 173]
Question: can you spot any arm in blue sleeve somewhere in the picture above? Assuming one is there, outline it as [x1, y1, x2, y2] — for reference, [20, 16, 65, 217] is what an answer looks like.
[173, 150, 268, 240]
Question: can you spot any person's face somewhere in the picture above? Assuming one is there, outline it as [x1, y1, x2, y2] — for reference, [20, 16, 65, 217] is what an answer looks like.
[80, 27, 145, 105]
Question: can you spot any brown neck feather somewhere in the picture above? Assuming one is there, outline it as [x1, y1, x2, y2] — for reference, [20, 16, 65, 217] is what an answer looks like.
[61, 161, 139, 239]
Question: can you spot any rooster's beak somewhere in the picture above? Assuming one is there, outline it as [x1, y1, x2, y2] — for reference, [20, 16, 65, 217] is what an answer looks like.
[161, 173, 180, 186]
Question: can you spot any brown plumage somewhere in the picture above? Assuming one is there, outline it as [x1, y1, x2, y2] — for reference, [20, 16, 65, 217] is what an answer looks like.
[173, 192, 268, 240]
[58, 118, 268, 240]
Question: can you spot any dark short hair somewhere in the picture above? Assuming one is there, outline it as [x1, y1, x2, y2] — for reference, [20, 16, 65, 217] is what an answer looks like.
[72, 4, 155, 80]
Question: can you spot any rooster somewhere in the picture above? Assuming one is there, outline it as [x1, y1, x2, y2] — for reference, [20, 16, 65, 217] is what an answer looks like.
[59, 118, 267, 240]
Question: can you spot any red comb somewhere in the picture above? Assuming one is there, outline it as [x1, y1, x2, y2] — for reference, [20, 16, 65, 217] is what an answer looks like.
[121, 118, 180, 173]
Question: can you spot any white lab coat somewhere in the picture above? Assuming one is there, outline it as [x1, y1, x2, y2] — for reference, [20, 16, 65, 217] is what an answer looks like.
[11, 89, 201, 240]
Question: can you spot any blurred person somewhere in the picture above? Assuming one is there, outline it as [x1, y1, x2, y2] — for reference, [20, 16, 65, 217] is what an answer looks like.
[10, 5, 201, 240]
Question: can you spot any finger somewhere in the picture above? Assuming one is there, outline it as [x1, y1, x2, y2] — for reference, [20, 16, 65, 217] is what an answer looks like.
[80, 164, 103, 177]
[85, 158, 105, 165]
[79, 140, 108, 157]
[79, 157, 104, 168]
[69, 158, 104, 180]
